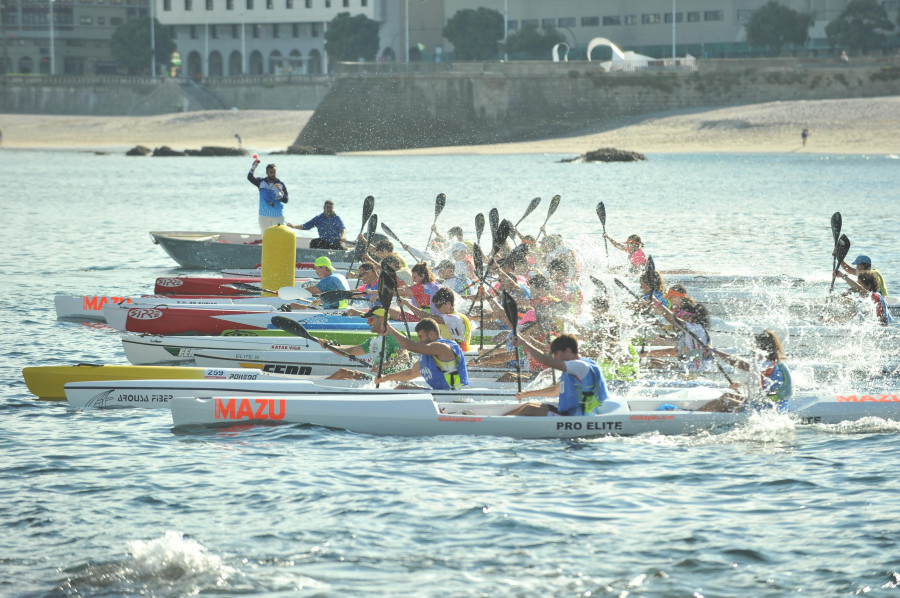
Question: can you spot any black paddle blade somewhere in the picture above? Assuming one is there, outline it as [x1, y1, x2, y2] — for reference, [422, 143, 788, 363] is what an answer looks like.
[367, 213, 378, 237]
[381, 222, 401, 243]
[596, 201, 606, 225]
[475, 213, 485, 242]
[319, 289, 365, 304]
[517, 197, 541, 226]
[473, 243, 485, 279]
[489, 208, 500, 243]
[362, 195, 375, 226]
[646, 255, 658, 294]
[589, 275, 608, 296]
[435, 193, 446, 219]
[836, 234, 851, 264]
[547, 194, 561, 219]
[271, 315, 315, 340]
[493, 220, 511, 255]
[501, 219, 516, 240]
[500, 290, 519, 335]
[831, 212, 841, 245]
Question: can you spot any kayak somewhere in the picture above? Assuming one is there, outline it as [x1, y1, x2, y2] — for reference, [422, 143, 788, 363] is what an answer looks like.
[169, 392, 900, 437]
[104, 302, 283, 331]
[64, 378, 520, 409]
[192, 349, 368, 376]
[149, 230, 353, 270]
[21, 364, 275, 400]
[153, 275, 313, 296]
[122, 306, 350, 335]
[55, 294, 292, 321]
[121, 333, 321, 365]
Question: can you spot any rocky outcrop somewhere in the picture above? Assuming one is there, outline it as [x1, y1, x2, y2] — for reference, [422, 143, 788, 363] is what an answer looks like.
[278, 145, 336, 155]
[560, 148, 648, 163]
[126, 145, 152, 156]
[184, 146, 248, 156]
[151, 145, 187, 157]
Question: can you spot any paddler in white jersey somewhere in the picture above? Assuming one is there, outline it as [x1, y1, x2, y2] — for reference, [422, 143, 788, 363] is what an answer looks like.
[315, 307, 410, 380]
[375, 318, 470, 390]
[505, 334, 609, 417]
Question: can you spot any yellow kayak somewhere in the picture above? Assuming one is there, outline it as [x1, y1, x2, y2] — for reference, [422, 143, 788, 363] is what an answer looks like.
[22, 364, 273, 400]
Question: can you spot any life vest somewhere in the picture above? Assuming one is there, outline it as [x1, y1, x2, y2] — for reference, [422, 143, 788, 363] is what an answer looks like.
[559, 358, 608, 415]
[761, 361, 792, 401]
[437, 311, 472, 351]
[419, 339, 469, 390]
[410, 281, 440, 310]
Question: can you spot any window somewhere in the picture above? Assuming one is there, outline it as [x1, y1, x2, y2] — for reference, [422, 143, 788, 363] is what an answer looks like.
[184, 0, 191, 10]
[324, 0, 330, 6]
[521, 18, 537, 27]
[341, 0, 347, 6]
[292, 22, 299, 37]
[360, 0, 365, 5]
[686, 11, 700, 22]
[232, 23, 239, 37]
[624, 14, 636, 25]
[163, 0, 170, 10]
[641, 13, 660, 24]
[266, 0, 272, 8]
[252, 23, 260, 37]
[190, 24, 197, 38]
[507, 19, 517, 30]
[603, 16, 621, 26]
[79, 15, 92, 23]
[273, 23, 279, 37]
[205, 0, 212, 9]
[110, 16, 122, 24]
[246, 0, 252, 9]
[311, 22, 318, 36]
[97, 16, 105, 24]
[285, 0, 292, 7]
[210, 24, 217, 38]
[305, 0, 310, 6]
[79, 0, 91, 4]
[704, 10, 723, 21]
[558, 17, 574, 28]
[541, 18, 554, 28]
[664, 12, 683, 23]
[737, 9, 753, 21]
[581, 16, 599, 27]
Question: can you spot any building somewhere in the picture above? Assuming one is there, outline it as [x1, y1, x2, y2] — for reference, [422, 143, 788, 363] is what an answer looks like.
[1, 0, 150, 74]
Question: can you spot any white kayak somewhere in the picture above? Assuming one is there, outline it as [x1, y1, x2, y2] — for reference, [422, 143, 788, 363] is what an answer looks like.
[169, 391, 900, 438]
[121, 333, 321, 365]
[65, 377, 520, 409]
[192, 348, 367, 376]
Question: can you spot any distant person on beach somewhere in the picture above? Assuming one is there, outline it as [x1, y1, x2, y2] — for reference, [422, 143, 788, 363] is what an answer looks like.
[801, 128, 809, 147]
[247, 159, 289, 233]
[287, 200, 347, 249]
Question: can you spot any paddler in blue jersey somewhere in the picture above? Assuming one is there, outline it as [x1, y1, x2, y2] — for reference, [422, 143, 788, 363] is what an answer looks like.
[504, 334, 609, 416]
[288, 256, 350, 310]
[375, 318, 469, 390]
[247, 159, 289, 233]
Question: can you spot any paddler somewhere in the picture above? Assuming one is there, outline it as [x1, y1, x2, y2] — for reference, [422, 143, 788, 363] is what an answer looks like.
[288, 256, 350, 310]
[375, 318, 470, 390]
[835, 254, 888, 296]
[396, 287, 472, 351]
[286, 200, 347, 250]
[504, 334, 609, 417]
[604, 233, 647, 271]
[316, 307, 410, 380]
[246, 159, 289, 233]
[833, 271, 892, 326]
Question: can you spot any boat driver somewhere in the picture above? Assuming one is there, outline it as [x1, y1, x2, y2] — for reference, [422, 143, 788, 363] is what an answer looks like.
[504, 334, 609, 417]
[375, 318, 469, 390]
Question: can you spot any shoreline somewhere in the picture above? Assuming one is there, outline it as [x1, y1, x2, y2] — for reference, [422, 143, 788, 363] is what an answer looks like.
[2, 96, 898, 156]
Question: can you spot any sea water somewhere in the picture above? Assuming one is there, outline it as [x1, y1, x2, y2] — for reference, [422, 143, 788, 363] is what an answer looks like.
[2, 149, 900, 597]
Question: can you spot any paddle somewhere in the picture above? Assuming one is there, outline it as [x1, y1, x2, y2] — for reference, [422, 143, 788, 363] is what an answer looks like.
[474, 243, 486, 349]
[380, 261, 409, 336]
[319, 289, 365, 305]
[347, 213, 378, 276]
[597, 201, 609, 263]
[344, 196, 375, 275]
[829, 212, 842, 287]
[380, 222, 405, 247]
[500, 290, 523, 393]
[226, 282, 313, 302]
[270, 315, 371, 366]
[375, 266, 396, 388]
[469, 321, 536, 365]
[424, 193, 446, 251]
[488, 208, 499, 246]
[829, 233, 851, 294]
[501, 219, 517, 241]
[515, 197, 542, 230]
[536, 194, 561, 240]
[475, 213, 485, 246]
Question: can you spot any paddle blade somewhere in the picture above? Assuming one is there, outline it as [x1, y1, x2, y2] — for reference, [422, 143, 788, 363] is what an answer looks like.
[367, 213, 378, 237]
[489, 208, 500, 243]
[434, 193, 447, 219]
[547, 194, 561, 219]
[319, 289, 364, 304]
[475, 213, 485, 243]
[277, 286, 313, 301]
[362, 195, 375, 226]
[517, 196, 541, 226]
[473, 243, 485, 279]
[596, 201, 606, 225]
[500, 290, 519, 335]
[493, 220, 511, 256]
[831, 212, 841, 245]
[645, 255, 658, 295]
[501, 218, 516, 240]
[381, 222, 401, 243]
[836, 234, 851, 264]
[271, 315, 316, 341]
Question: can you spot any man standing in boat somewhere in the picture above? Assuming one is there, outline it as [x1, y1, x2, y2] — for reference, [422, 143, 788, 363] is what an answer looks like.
[287, 200, 347, 250]
[375, 318, 469, 390]
[505, 334, 609, 417]
[247, 158, 289, 233]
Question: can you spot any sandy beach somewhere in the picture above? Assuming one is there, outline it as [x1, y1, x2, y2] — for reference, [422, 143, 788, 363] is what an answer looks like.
[2, 96, 898, 155]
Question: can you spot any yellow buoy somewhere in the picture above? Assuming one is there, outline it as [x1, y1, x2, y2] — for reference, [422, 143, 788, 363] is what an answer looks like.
[261, 225, 296, 297]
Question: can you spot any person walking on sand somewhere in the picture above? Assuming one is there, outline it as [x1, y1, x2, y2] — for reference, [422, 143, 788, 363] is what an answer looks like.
[247, 158, 289, 233]
[801, 128, 809, 147]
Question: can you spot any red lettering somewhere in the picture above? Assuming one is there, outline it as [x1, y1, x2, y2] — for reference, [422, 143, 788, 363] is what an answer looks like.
[83, 296, 109, 311]
[835, 395, 857, 402]
[236, 399, 254, 419]
[860, 395, 877, 402]
[268, 399, 286, 420]
[214, 398, 237, 419]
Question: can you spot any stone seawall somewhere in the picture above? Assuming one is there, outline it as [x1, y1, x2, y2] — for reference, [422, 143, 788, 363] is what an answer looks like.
[0, 75, 331, 115]
[294, 59, 900, 152]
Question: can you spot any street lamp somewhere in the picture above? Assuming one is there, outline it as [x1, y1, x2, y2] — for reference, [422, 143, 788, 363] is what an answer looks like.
[48, 0, 54, 74]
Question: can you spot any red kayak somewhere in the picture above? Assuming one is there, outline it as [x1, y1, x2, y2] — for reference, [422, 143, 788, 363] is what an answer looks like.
[124, 305, 276, 335]
[154, 276, 265, 296]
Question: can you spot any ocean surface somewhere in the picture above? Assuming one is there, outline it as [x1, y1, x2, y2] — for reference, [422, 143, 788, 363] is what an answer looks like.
[2, 149, 900, 597]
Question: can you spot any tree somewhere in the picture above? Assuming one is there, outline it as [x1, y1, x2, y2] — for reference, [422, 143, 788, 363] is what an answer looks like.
[324, 12, 380, 62]
[502, 24, 566, 60]
[744, 1, 812, 55]
[442, 7, 504, 61]
[825, 0, 895, 55]
[110, 17, 175, 75]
